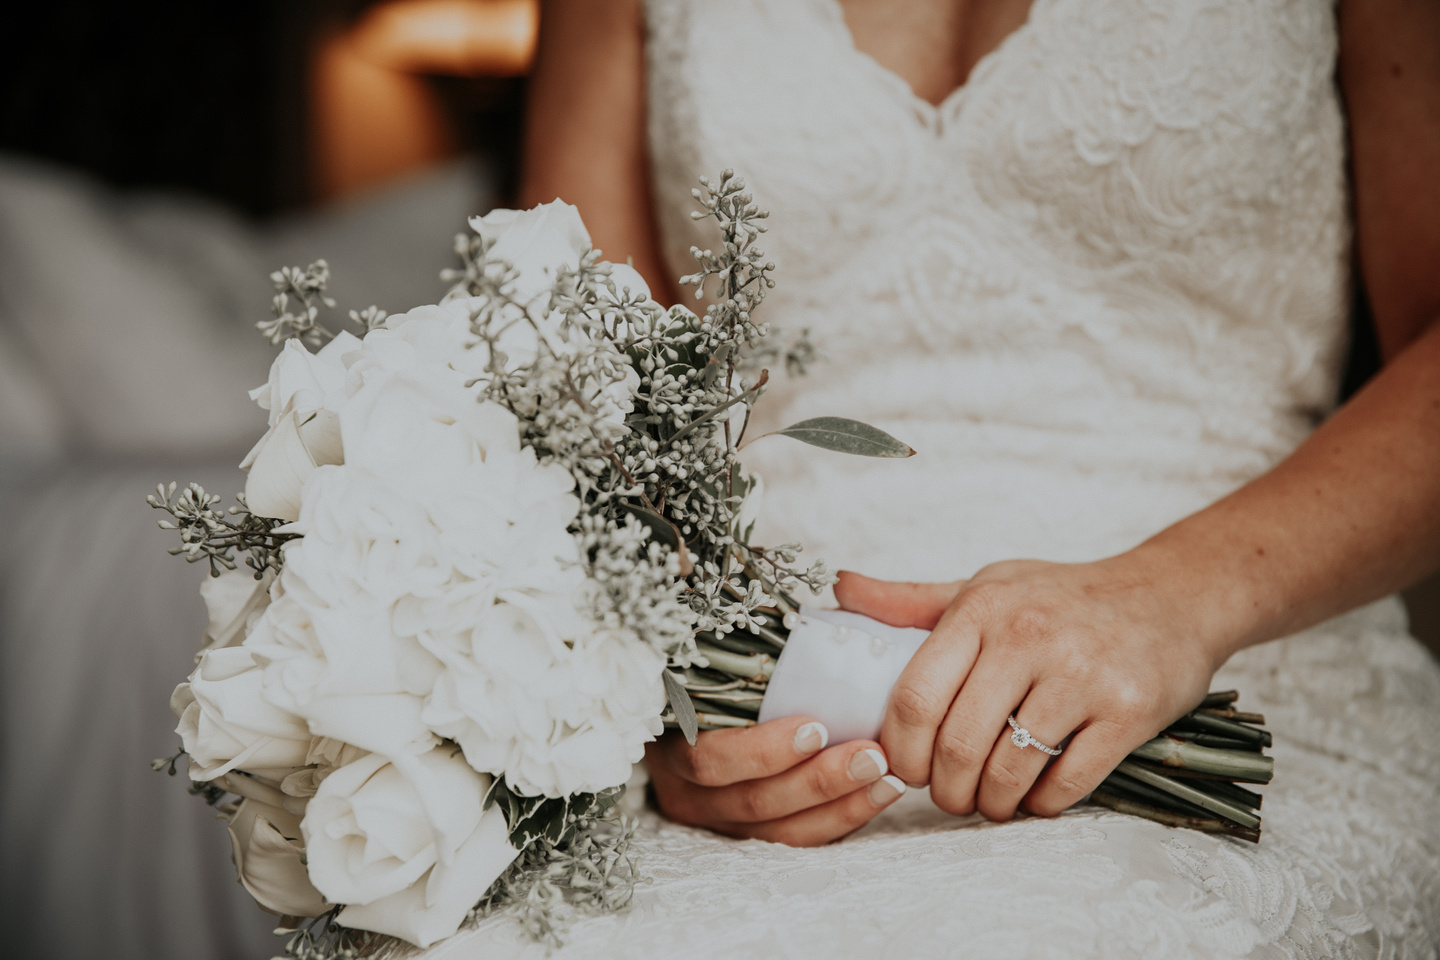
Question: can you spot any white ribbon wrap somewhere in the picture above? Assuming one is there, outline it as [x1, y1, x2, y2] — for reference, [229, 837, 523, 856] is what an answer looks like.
[757, 608, 930, 744]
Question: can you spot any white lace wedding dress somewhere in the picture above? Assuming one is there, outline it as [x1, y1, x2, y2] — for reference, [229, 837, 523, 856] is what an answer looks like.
[435, 0, 1440, 956]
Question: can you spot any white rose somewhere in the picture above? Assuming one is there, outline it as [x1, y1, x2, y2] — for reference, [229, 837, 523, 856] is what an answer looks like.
[470, 201, 591, 303]
[171, 646, 314, 784]
[241, 333, 358, 521]
[279, 737, 367, 803]
[249, 331, 359, 428]
[242, 402, 344, 522]
[302, 749, 518, 948]
[197, 567, 274, 657]
[225, 797, 328, 918]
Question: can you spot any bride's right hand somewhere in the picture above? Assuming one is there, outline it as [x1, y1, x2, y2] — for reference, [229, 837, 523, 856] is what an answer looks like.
[644, 716, 907, 846]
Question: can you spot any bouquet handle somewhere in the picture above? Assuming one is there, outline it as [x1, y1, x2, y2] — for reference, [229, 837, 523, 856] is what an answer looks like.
[756, 608, 929, 744]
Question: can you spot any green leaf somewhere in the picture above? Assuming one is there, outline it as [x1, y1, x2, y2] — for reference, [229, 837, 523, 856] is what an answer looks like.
[770, 417, 916, 458]
[662, 669, 699, 746]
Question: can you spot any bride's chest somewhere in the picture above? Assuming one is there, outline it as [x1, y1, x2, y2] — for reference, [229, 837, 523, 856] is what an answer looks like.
[647, 0, 1344, 279]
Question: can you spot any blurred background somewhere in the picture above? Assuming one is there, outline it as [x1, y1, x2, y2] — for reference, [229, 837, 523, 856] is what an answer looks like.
[0, 3, 535, 959]
[0, 4, 1435, 960]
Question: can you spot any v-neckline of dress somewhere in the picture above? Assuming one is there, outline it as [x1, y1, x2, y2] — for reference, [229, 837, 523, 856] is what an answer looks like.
[818, 0, 1042, 129]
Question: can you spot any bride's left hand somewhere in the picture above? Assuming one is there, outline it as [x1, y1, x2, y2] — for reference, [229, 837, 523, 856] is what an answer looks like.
[834, 561, 1220, 821]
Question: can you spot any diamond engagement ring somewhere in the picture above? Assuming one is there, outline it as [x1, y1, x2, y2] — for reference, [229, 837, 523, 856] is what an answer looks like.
[1007, 715, 1063, 756]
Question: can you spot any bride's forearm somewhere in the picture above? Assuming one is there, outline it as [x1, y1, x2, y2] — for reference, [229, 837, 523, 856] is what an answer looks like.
[1129, 318, 1440, 662]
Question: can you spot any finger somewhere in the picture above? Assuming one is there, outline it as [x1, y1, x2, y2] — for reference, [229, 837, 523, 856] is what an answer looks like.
[975, 688, 1087, 821]
[833, 571, 965, 629]
[651, 740, 890, 825]
[880, 603, 983, 786]
[717, 774, 909, 846]
[1022, 719, 1136, 817]
[645, 716, 829, 787]
[928, 651, 1033, 815]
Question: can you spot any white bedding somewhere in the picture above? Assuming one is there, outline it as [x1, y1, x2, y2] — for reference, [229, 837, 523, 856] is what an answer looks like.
[0, 155, 493, 960]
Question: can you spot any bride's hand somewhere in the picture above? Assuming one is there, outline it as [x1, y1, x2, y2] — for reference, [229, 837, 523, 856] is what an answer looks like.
[835, 561, 1219, 821]
[644, 716, 907, 845]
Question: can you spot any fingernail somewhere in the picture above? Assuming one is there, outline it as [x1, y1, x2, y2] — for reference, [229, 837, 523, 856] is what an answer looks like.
[869, 775, 907, 805]
[848, 748, 887, 781]
[794, 722, 828, 755]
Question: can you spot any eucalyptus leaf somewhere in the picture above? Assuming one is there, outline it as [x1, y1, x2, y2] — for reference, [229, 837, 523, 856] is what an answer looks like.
[663, 669, 699, 746]
[770, 417, 916, 458]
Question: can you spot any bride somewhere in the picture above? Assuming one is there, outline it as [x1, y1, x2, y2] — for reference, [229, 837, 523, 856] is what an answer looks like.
[453, 0, 1440, 954]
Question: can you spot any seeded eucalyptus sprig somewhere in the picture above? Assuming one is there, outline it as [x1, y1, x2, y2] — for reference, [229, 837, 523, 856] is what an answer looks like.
[273, 909, 379, 960]
[147, 482, 297, 579]
[447, 171, 869, 689]
[259, 260, 338, 347]
[470, 784, 641, 950]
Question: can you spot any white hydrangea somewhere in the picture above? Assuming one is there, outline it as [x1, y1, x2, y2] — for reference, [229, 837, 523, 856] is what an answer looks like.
[420, 594, 667, 799]
[239, 285, 667, 796]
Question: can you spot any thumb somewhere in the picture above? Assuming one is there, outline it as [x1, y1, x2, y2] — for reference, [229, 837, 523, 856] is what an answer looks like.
[833, 570, 965, 630]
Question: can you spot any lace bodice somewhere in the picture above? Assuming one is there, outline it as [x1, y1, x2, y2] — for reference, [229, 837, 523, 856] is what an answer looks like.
[649, 0, 1352, 578]
[434, 1, 1440, 956]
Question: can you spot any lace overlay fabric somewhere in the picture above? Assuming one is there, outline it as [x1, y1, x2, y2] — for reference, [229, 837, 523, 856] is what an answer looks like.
[435, 0, 1440, 955]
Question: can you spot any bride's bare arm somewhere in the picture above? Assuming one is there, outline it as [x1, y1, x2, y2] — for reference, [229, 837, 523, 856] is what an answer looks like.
[521, 0, 677, 301]
[839, 0, 1440, 822]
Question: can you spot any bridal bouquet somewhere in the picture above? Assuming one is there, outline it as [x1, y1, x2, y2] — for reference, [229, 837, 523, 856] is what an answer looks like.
[153, 170, 1273, 960]
[152, 172, 917, 958]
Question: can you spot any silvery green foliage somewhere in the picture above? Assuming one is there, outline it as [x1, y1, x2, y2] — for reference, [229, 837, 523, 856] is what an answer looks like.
[146, 482, 296, 578]
[446, 170, 835, 671]
[443, 227, 701, 669]
[259, 261, 338, 347]
[258, 260, 390, 346]
[348, 304, 388, 332]
[470, 783, 641, 950]
[272, 909, 379, 960]
[469, 813, 641, 951]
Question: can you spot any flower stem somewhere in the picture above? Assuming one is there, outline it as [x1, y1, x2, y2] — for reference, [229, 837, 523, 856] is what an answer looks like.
[1114, 760, 1261, 828]
[1091, 789, 1260, 843]
[695, 644, 775, 681]
[1199, 690, 1240, 708]
[1129, 735, 1274, 783]
[1170, 712, 1272, 748]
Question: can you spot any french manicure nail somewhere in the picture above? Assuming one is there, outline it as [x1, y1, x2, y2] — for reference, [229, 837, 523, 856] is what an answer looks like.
[868, 775, 907, 806]
[848, 748, 887, 781]
[794, 722, 829, 755]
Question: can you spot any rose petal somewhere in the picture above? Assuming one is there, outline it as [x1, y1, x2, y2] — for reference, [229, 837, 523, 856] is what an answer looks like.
[198, 568, 274, 656]
[245, 409, 318, 522]
[227, 798, 328, 918]
[336, 800, 515, 948]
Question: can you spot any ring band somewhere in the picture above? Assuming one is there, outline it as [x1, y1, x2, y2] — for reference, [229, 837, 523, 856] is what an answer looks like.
[1007, 715, 1062, 756]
